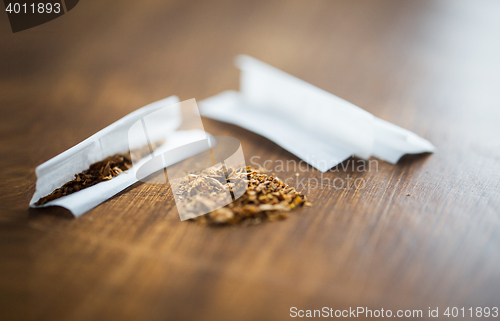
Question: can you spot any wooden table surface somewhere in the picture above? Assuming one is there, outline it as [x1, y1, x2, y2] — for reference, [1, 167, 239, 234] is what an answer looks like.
[2, 1, 500, 320]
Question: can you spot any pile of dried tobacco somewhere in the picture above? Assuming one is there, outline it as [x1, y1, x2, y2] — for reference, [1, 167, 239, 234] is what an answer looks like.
[35, 154, 133, 205]
[178, 166, 311, 226]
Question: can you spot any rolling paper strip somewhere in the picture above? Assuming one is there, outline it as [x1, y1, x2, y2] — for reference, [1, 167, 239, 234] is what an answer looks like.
[200, 55, 435, 172]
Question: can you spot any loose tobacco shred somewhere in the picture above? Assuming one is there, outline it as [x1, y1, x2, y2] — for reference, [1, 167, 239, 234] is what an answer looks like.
[34, 154, 132, 205]
[180, 166, 312, 226]
[34, 141, 163, 206]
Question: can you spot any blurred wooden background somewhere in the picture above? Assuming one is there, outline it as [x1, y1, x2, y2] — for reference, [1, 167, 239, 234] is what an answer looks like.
[1, 0, 500, 320]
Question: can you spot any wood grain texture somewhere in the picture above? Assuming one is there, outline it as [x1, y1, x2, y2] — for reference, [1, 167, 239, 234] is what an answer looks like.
[1, 0, 500, 320]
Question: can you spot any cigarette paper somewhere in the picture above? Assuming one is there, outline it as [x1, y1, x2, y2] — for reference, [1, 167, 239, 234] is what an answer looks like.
[29, 96, 202, 216]
[200, 55, 435, 172]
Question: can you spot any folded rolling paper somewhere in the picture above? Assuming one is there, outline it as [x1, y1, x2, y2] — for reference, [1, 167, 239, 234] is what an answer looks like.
[200, 55, 435, 172]
[29, 96, 211, 217]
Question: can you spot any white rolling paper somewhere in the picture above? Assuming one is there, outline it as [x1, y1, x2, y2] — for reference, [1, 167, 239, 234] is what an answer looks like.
[199, 55, 435, 172]
[29, 96, 210, 217]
